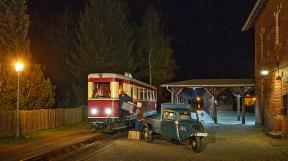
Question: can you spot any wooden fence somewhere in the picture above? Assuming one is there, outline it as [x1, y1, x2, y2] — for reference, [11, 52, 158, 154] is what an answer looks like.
[0, 107, 83, 137]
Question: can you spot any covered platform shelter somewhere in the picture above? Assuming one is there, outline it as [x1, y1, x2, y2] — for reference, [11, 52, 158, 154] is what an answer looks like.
[161, 79, 255, 124]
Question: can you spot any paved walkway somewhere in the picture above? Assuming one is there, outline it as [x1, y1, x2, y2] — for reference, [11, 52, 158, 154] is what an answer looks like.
[0, 124, 99, 161]
[198, 110, 255, 125]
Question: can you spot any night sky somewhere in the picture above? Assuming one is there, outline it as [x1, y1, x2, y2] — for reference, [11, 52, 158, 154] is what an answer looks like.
[155, 0, 255, 81]
[29, 0, 255, 81]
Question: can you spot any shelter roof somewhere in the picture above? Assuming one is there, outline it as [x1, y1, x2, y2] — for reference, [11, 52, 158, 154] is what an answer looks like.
[161, 79, 255, 88]
[241, 0, 268, 31]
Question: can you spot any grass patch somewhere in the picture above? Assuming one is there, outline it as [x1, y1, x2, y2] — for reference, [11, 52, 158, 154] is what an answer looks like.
[0, 122, 91, 145]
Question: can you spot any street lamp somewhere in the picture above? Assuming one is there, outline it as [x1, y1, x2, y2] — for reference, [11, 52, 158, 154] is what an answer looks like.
[15, 63, 24, 138]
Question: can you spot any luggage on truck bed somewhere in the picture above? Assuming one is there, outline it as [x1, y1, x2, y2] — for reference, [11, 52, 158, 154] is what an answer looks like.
[128, 131, 141, 140]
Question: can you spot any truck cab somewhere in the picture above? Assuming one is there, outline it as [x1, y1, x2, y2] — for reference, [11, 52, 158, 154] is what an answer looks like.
[147, 103, 207, 153]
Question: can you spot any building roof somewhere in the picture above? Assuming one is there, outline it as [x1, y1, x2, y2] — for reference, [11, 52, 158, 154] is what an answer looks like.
[161, 79, 255, 88]
[241, 0, 268, 31]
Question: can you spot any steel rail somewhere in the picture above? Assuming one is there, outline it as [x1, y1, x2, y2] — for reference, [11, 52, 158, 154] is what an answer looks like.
[21, 132, 125, 161]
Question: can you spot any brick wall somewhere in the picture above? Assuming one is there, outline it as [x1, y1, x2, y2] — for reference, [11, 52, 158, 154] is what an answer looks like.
[255, 0, 288, 133]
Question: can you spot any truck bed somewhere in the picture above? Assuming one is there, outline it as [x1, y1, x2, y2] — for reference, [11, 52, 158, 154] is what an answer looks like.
[146, 117, 161, 134]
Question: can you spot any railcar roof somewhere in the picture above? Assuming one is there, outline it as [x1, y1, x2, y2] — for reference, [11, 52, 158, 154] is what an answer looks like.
[88, 73, 156, 89]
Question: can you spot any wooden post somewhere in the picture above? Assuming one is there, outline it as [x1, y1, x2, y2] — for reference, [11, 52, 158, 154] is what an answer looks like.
[231, 87, 254, 124]
[237, 94, 241, 121]
[205, 87, 225, 124]
[242, 97, 246, 124]
[212, 95, 217, 123]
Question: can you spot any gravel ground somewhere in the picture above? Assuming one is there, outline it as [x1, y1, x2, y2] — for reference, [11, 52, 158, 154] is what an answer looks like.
[84, 111, 288, 161]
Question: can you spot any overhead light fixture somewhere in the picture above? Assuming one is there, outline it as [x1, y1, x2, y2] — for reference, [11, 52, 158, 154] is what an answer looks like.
[261, 70, 269, 75]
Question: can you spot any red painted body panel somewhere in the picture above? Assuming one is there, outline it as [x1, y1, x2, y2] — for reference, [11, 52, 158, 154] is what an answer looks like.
[88, 100, 119, 118]
[88, 99, 156, 119]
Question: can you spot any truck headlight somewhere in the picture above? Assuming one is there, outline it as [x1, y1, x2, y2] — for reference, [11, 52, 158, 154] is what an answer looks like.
[105, 108, 112, 115]
[91, 108, 98, 115]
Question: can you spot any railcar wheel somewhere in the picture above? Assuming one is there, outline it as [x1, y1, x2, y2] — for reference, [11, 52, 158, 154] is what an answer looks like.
[191, 137, 202, 153]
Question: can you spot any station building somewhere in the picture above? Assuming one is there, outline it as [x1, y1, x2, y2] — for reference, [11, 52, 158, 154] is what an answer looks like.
[242, 0, 288, 135]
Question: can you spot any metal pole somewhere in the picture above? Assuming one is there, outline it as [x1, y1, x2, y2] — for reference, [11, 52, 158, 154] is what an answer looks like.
[16, 72, 20, 138]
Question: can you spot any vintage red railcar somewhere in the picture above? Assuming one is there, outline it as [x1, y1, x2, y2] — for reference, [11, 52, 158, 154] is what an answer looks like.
[88, 73, 157, 131]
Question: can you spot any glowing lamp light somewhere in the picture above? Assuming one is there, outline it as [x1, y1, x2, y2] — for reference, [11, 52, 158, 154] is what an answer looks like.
[15, 63, 24, 72]
[261, 70, 269, 76]
[91, 108, 98, 115]
[105, 108, 112, 115]
[197, 97, 200, 101]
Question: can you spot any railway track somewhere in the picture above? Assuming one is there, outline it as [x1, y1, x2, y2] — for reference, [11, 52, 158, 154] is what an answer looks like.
[21, 132, 126, 161]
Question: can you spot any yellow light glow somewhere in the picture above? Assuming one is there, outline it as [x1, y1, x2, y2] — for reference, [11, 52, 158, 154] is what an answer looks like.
[261, 70, 269, 75]
[197, 97, 200, 101]
[15, 63, 24, 72]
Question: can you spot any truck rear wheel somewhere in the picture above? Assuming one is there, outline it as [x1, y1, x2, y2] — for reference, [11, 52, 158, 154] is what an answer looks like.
[190, 137, 202, 153]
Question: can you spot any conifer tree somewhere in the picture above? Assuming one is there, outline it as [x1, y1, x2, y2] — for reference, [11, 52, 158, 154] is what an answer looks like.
[0, 0, 55, 110]
[136, 3, 176, 85]
[70, 0, 135, 105]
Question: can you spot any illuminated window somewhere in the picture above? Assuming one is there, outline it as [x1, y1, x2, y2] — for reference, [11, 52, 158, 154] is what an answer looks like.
[93, 82, 111, 98]
[133, 85, 138, 100]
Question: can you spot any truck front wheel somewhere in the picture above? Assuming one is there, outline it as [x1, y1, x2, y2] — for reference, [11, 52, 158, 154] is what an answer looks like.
[190, 137, 202, 153]
[144, 124, 153, 142]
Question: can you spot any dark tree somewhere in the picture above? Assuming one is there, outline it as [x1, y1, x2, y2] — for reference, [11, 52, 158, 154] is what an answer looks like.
[28, 0, 84, 107]
[70, 0, 135, 105]
[0, 0, 55, 110]
[136, 2, 176, 85]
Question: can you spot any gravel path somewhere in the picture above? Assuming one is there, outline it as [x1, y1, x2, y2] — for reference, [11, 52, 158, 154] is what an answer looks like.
[84, 111, 288, 161]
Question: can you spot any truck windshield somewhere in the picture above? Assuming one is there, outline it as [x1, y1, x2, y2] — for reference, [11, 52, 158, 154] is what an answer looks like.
[177, 111, 191, 120]
[177, 111, 198, 121]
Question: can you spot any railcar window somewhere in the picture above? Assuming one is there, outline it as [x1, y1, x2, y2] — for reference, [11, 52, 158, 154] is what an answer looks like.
[133, 85, 138, 100]
[143, 88, 146, 100]
[139, 88, 143, 100]
[93, 82, 111, 98]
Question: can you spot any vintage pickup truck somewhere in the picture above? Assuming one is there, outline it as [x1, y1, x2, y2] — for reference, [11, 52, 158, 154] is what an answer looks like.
[144, 103, 208, 153]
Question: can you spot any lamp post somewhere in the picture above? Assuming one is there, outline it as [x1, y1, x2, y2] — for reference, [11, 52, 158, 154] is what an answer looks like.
[15, 63, 24, 138]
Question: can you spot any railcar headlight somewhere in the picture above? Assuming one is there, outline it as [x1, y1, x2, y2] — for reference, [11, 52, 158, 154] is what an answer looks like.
[105, 108, 112, 115]
[91, 108, 98, 115]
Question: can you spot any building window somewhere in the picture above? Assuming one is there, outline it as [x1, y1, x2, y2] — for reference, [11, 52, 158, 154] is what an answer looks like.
[259, 27, 265, 59]
[274, 4, 282, 45]
[260, 27, 265, 59]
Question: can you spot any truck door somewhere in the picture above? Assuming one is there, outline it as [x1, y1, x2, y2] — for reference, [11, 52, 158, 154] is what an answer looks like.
[161, 111, 177, 140]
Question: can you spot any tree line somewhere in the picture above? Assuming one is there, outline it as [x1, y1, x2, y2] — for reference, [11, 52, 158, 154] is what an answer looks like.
[0, 0, 176, 110]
